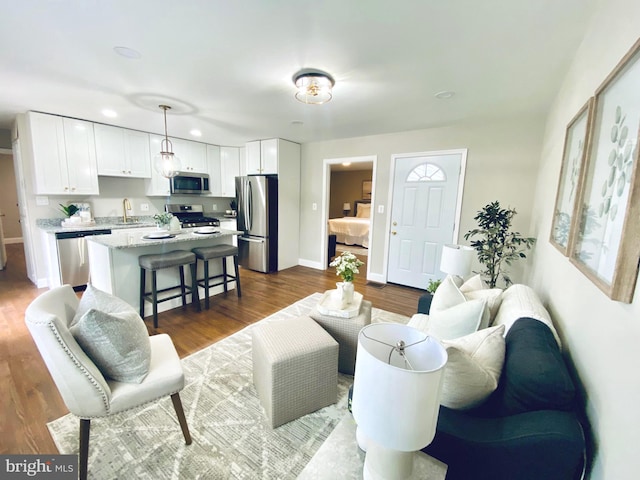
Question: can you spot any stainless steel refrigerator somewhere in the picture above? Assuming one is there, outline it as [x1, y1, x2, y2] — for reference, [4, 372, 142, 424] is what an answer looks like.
[236, 175, 278, 273]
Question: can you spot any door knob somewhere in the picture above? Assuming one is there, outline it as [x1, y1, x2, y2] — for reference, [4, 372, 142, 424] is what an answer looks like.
[391, 231, 397, 235]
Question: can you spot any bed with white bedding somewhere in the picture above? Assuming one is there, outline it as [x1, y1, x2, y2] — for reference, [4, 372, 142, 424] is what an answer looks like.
[328, 202, 371, 247]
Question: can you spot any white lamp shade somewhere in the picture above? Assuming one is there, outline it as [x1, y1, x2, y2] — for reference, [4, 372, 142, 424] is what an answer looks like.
[343, 203, 351, 211]
[439, 244, 474, 278]
[352, 323, 447, 452]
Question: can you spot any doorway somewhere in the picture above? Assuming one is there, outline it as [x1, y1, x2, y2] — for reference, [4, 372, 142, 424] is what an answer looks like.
[386, 150, 467, 289]
[321, 155, 377, 277]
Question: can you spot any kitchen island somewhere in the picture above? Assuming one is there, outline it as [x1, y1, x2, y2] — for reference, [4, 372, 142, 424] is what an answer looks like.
[87, 227, 241, 317]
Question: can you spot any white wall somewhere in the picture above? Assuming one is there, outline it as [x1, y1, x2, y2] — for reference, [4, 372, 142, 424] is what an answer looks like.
[528, 1, 640, 478]
[299, 117, 545, 281]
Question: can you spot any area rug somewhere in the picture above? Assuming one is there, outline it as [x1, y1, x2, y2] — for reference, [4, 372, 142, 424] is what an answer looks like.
[47, 293, 408, 479]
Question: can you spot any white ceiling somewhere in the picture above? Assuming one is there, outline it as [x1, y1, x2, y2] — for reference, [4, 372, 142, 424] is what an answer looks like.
[0, 0, 596, 147]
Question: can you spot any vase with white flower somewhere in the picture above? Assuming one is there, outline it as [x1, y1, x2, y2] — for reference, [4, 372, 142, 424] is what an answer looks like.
[329, 251, 364, 307]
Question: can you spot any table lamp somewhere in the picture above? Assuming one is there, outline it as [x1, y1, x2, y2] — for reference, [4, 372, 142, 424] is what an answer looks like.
[352, 323, 447, 480]
[343, 203, 351, 216]
[439, 244, 474, 280]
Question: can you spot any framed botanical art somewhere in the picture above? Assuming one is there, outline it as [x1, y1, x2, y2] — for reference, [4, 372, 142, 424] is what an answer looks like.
[570, 37, 640, 303]
[550, 98, 594, 255]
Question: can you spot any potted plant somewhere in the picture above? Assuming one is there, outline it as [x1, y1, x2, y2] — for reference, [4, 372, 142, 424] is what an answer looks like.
[59, 203, 79, 218]
[153, 212, 174, 230]
[329, 251, 364, 306]
[427, 278, 442, 294]
[463, 200, 536, 288]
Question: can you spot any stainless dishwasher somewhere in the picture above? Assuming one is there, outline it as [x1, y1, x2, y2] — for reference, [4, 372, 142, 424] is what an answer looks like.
[55, 229, 111, 289]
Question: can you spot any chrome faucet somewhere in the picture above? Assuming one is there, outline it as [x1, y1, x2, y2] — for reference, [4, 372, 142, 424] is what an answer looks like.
[123, 198, 132, 223]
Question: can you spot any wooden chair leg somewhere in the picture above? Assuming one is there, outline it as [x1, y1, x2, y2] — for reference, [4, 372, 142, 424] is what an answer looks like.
[222, 257, 228, 293]
[203, 259, 210, 310]
[171, 393, 192, 445]
[139, 268, 146, 318]
[151, 271, 158, 328]
[190, 262, 200, 312]
[179, 265, 187, 308]
[79, 418, 90, 480]
[234, 255, 242, 297]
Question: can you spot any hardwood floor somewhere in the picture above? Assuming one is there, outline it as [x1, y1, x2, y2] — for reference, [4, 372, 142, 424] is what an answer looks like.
[0, 243, 424, 456]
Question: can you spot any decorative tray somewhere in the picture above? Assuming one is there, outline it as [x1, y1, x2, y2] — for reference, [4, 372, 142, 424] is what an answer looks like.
[316, 290, 363, 318]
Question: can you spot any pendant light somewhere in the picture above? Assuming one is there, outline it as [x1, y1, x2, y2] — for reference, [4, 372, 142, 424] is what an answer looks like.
[153, 104, 182, 178]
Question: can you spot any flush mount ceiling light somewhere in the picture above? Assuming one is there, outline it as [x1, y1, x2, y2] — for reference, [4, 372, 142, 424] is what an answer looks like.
[153, 105, 182, 178]
[292, 69, 335, 105]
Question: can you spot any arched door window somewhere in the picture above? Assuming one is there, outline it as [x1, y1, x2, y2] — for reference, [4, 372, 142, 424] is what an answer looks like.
[406, 163, 446, 182]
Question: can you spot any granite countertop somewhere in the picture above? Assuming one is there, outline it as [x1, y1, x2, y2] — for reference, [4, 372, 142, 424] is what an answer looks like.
[37, 216, 158, 233]
[87, 228, 242, 249]
[36, 214, 236, 234]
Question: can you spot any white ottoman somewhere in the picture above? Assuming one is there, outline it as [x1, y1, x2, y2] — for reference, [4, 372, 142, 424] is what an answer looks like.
[252, 316, 339, 428]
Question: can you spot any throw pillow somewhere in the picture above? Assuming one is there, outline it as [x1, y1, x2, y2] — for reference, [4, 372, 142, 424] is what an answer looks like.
[463, 288, 503, 326]
[459, 274, 487, 293]
[430, 275, 466, 312]
[423, 298, 487, 340]
[71, 308, 151, 383]
[70, 285, 151, 384]
[72, 284, 137, 326]
[440, 325, 506, 410]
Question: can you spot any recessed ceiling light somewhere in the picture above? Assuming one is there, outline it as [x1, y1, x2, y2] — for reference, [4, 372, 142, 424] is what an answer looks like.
[102, 109, 118, 118]
[435, 91, 455, 99]
[190, 129, 202, 137]
[113, 46, 141, 59]
[342, 162, 351, 167]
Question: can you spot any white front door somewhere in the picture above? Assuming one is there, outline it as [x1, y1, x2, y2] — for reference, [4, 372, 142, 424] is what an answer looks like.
[387, 150, 466, 288]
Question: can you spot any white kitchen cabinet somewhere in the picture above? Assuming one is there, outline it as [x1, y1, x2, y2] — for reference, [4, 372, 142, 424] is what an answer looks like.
[172, 137, 207, 173]
[206, 145, 222, 196]
[144, 167, 171, 196]
[207, 145, 240, 197]
[244, 138, 281, 174]
[220, 147, 240, 197]
[243, 137, 302, 270]
[149, 134, 207, 174]
[95, 124, 151, 178]
[219, 218, 238, 246]
[27, 112, 99, 195]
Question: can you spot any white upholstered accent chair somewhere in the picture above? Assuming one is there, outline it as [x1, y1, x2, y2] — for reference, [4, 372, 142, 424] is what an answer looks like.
[25, 285, 191, 480]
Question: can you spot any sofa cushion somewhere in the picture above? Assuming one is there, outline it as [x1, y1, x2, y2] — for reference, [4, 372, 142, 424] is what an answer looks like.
[492, 284, 561, 347]
[485, 318, 576, 416]
[440, 325, 506, 410]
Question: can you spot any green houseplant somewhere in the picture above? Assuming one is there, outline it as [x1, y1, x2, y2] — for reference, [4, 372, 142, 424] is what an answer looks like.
[463, 201, 536, 288]
[153, 212, 174, 229]
[59, 203, 79, 218]
[427, 278, 442, 294]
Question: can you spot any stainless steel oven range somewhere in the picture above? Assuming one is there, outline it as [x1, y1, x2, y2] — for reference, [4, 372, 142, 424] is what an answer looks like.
[165, 204, 220, 228]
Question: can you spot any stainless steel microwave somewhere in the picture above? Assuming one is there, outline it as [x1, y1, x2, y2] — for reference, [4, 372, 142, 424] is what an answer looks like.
[170, 172, 210, 195]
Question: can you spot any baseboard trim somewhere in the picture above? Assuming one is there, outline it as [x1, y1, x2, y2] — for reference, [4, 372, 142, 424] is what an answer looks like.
[298, 258, 324, 270]
[4, 237, 23, 245]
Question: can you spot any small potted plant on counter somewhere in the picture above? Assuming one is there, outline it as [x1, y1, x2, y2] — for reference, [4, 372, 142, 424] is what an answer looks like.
[153, 212, 174, 231]
[59, 203, 79, 218]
